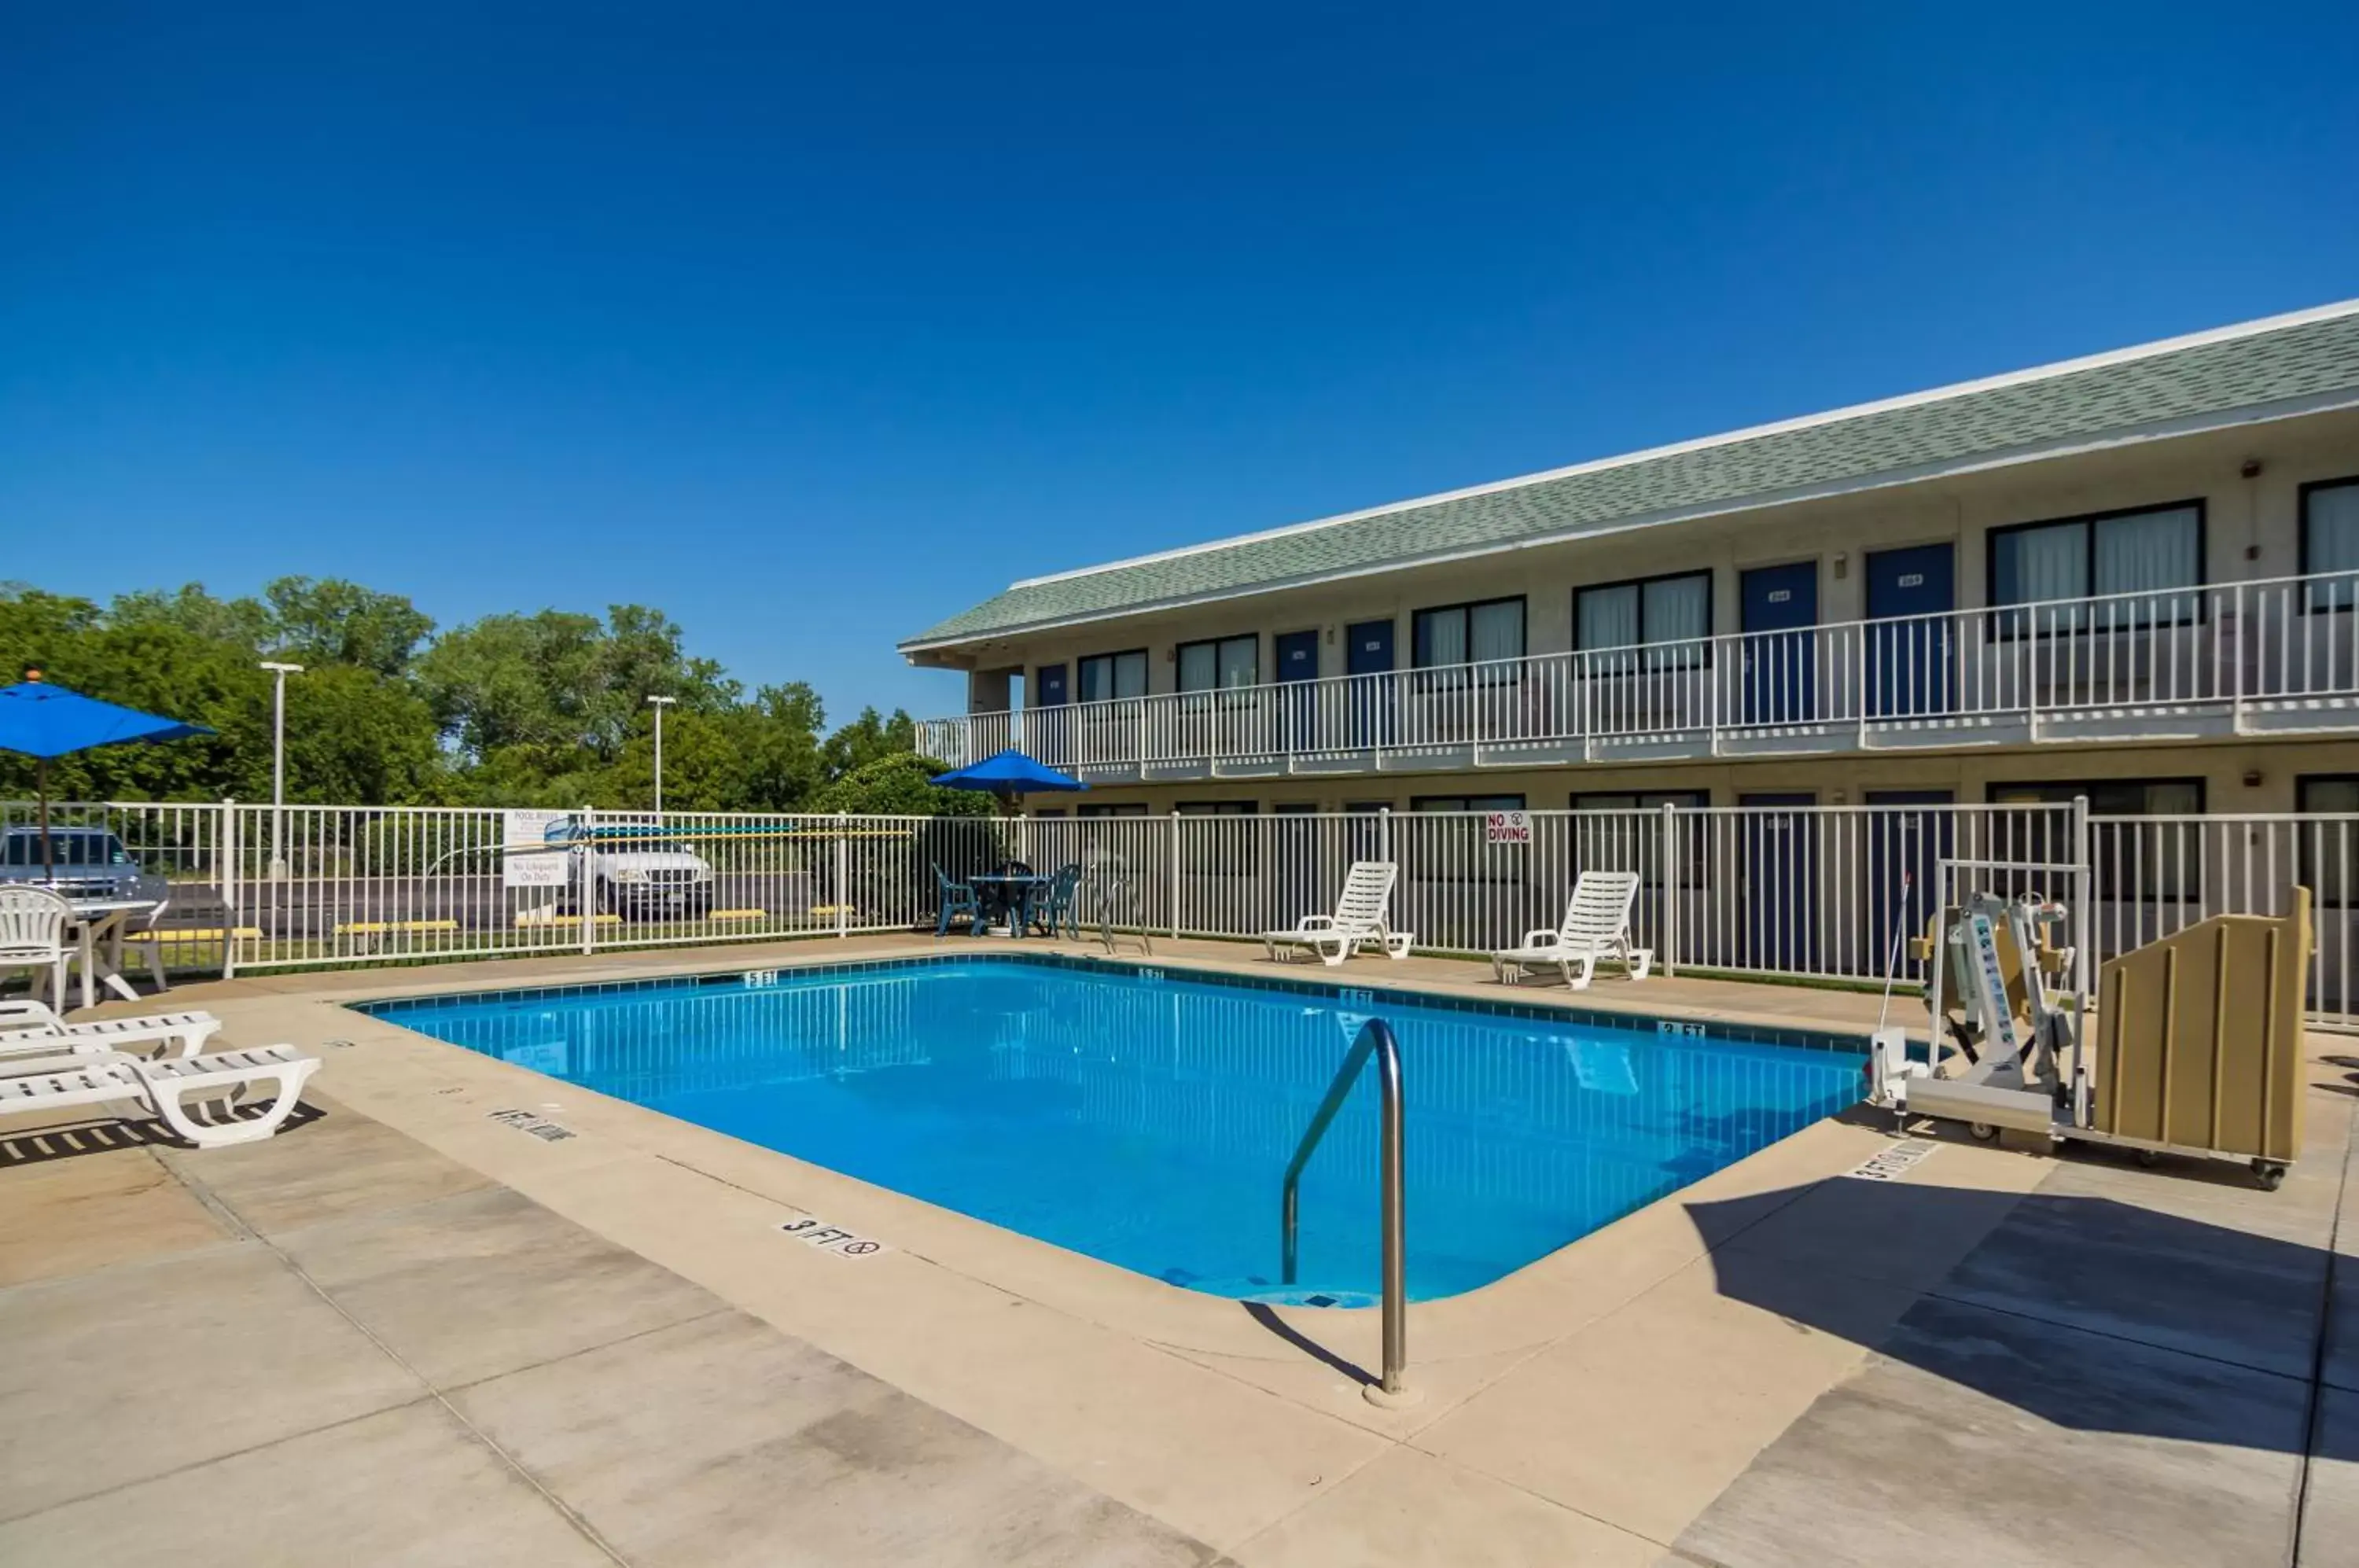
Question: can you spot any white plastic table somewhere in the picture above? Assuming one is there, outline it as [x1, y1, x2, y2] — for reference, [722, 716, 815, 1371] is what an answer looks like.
[64, 897, 164, 1011]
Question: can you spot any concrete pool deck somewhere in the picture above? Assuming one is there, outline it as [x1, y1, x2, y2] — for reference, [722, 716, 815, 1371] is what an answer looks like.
[2, 933, 2354, 1566]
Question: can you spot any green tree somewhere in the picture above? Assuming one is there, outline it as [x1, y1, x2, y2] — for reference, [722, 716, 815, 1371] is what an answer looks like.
[731, 683, 830, 810]
[812, 753, 992, 817]
[263, 577, 436, 676]
[106, 583, 274, 650]
[820, 705, 916, 781]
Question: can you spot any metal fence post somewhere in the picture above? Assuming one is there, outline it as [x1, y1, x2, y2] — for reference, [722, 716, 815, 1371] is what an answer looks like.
[1660, 801, 1680, 978]
[1378, 806, 1392, 867]
[835, 812, 850, 938]
[2072, 793, 2092, 1005]
[2229, 582, 2248, 734]
[1167, 812, 1181, 940]
[580, 805, 597, 956]
[219, 800, 239, 980]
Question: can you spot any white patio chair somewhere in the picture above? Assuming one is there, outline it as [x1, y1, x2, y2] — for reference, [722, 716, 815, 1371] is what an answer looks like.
[115, 897, 175, 993]
[0, 999, 221, 1060]
[0, 885, 72, 1006]
[1262, 861, 1414, 966]
[0, 1043, 319, 1148]
[1492, 870, 1653, 988]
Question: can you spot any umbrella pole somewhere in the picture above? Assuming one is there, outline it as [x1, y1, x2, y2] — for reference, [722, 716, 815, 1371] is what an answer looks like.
[38, 757, 53, 882]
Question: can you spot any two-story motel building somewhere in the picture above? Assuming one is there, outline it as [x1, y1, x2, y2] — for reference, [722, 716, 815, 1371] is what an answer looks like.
[903, 303, 2359, 830]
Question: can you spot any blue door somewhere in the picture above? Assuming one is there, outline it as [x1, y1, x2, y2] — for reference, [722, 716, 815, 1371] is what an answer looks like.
[1865, 544, 1956, 719]
[1346, 620, 1395, 749]
[1275, 629, 1319, 749]
[1865, 790, 1952, 987]
[1739, 562, 1818, 723]
[1741, 793, 1819, 972]
[1031, 664, 1069, 761]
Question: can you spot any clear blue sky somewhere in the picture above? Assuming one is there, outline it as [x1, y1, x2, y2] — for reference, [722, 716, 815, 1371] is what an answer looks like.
[6, 3, 2356, 723]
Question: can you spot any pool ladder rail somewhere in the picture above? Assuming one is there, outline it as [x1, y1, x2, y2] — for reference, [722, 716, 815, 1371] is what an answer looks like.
[1280, 1016, 1415, 1407]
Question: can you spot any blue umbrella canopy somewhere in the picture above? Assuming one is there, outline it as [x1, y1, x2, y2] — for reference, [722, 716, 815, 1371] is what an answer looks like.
[0, 678, 214, 880]
[931, 749, 1087, 797]
[0, 681, 213, 758]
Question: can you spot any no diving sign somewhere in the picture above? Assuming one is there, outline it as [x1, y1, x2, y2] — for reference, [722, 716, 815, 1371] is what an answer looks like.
[779, 1216, 889, 1259]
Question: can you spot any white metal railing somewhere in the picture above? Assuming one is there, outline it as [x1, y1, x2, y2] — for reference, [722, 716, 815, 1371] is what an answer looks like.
[4, 798, 2350, 1029]
[915, 569, 2359, 774]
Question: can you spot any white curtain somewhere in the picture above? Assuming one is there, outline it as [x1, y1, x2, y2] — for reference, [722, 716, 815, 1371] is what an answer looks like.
[1578, 585, 1638, 650]
[1470, 600, 1524, 666]
[1643, 574, 1709, 641]
[1643, 574, 1709, 667]
[1177, 643, 1217, 693]
[2093, 506, 2200, 600]
[1113, 651, 1148, 699]
[1216, 637, 1257, 690]
[2311, 484, 2359, 611]
[1421, 609, 1468, 668]
[2006, 522, 2088, 603]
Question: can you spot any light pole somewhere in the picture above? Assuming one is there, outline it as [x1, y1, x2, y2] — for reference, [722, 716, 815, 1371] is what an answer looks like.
[259, 661, 304, 878]
[646, 695, 676, 819]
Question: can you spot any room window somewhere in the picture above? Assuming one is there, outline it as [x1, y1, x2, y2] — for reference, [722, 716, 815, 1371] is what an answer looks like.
[1989, 502, 2203, 631]
[1575, 571, 1711, 670]
[1989, 778, 2205, 899]
[1573, 790, 1708, 887]
[1571, 790, 1709, 812]
[1076, 802, 1149, 818]
[1176, 635, 1259, 692]
[1411, 597, 1525, 674]
[2302, 477, 2359, 612]
[2298, 775, 2357, 907]
[1409, 793, 1526, 812]
[1076, 650, 1149, 704]
[1176, 800, 1257, 871]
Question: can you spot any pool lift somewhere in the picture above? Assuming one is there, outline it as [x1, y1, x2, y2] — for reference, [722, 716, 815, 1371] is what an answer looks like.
[1868, 856, 2088, 1143]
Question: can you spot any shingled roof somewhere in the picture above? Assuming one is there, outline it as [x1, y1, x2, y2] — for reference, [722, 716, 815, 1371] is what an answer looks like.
[903, 302, 2359, 651]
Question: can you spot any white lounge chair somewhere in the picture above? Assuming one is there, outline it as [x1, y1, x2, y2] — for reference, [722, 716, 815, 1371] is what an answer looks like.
[1493, 870, 1653, 988]
[1263, 861, 1414, 966]
[0, 999, 220, 1060]
[0, 1043, 319, 1148]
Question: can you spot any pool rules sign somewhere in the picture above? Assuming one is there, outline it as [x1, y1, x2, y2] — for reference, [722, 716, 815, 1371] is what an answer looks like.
[1485, 811, 1533, 846]
[502, 809, 572, 889]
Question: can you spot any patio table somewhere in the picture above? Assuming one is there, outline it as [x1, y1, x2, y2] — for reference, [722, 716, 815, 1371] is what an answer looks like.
[62, 896, 164, 1010]
[968, 873, 1052, 937]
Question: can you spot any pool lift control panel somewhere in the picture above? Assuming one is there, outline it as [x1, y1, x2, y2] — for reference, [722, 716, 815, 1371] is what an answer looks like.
[1873, 858, 2089, 1143]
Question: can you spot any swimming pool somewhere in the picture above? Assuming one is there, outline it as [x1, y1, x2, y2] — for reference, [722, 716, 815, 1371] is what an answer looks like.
[366, 956, 1864, 1301]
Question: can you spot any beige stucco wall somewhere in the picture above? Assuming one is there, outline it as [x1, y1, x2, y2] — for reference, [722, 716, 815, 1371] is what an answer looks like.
[941, 405, 2359, 703]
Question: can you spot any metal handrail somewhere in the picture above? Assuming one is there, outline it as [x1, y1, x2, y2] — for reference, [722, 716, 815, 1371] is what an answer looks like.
[1280, 1016, 1408, 1398]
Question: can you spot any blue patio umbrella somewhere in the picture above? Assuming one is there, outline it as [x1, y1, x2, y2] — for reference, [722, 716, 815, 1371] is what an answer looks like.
[931, 749, 1087, 815]
[0, 676, 215, 879]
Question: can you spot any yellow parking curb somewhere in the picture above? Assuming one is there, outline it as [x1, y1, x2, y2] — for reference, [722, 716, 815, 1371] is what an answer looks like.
[335, 919, 459, 935]
[710, 908, 767, 921]
[135, 927, 263, 942]
[514, 912, 624, 928]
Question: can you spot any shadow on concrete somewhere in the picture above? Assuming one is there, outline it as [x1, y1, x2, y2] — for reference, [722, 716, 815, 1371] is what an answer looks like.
[1686, 1173, 2343, 1459]
[1240, 1301, 1378, 1388]
[0, 1098, 328, 1168]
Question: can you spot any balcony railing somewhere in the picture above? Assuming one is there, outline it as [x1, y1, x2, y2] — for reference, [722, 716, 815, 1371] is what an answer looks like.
[916, 569, 2359, 778]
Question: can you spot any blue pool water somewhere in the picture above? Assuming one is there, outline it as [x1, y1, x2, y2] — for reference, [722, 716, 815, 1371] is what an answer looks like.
[369, 959, 1862, 1301]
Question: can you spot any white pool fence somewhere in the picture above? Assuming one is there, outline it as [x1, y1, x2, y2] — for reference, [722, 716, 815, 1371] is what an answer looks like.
[2, 798, 2350, 1029]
